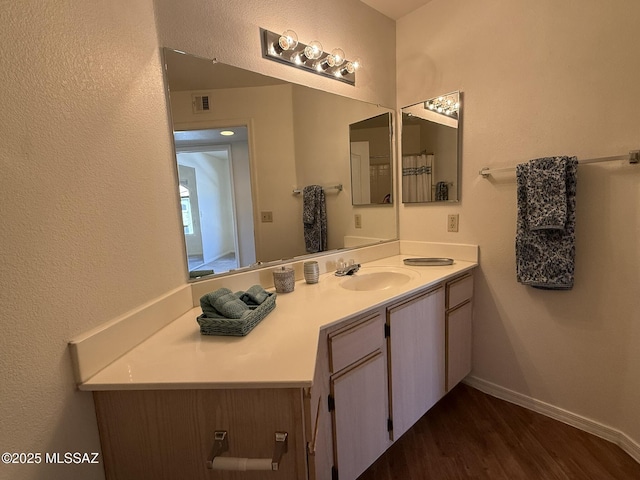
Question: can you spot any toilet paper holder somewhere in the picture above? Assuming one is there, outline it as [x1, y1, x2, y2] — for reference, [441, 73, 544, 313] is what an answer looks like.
[206, 430, 289, 471]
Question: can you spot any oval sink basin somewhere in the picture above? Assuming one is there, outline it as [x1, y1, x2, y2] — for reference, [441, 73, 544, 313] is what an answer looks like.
[340, 270, 412, 291]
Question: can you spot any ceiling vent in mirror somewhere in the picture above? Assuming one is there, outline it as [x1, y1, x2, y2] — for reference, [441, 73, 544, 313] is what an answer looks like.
[192, 94, 210, 113]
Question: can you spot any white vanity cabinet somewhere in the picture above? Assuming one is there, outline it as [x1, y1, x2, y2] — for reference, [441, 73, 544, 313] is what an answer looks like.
[386, 286, 446, 440]
[326, 310, 390, 480]
[89, 267, 475, 480]
[445, 272, 474, 391]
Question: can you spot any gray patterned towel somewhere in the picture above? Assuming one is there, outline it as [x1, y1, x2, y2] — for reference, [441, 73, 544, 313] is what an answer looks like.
[303, 185, 327, 253]
[526, 157, 568, 230]
[516, 156, 578, 290]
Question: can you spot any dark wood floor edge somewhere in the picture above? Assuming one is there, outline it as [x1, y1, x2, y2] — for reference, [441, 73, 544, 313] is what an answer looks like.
[462, 375, 640, 464]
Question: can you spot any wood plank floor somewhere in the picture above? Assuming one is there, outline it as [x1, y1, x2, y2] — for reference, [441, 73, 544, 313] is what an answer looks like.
[358, 383, 640, 480]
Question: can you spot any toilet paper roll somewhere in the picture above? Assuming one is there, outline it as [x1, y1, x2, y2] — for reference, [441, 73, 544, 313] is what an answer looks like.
[209, 457, 273, 471]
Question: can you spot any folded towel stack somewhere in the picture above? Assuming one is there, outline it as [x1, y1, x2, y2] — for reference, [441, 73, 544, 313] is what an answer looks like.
[516, 156, 578, 290]
[197, 285, 276, 336]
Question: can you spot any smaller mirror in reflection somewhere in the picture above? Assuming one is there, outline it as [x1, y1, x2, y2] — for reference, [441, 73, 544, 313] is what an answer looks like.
[401, 91, 461, 203]
[349, 112, 393, 205]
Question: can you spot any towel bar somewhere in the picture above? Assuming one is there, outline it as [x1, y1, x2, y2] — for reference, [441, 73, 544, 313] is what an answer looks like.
[293, 184, 343, 194]
[479, 150, 640, 177]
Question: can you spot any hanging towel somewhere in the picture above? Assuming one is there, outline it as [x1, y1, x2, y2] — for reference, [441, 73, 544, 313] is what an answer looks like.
[515, 156, 578, 290]
[436, 181, 449, 201]
[526, 157, 568, 230]
[303, 185, 327, 253]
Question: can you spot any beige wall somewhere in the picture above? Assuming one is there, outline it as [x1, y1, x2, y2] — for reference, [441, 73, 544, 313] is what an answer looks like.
[398, 0, 640, 444]
[0, 2, 395, 479]
[0, 1, 185, 479]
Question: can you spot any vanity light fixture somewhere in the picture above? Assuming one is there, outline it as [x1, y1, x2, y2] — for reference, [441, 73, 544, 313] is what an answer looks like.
[425, 94, 460, 118]
[260, 28, 359, 85]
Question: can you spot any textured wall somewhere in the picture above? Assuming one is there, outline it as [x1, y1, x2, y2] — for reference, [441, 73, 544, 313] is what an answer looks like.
[397, 0, 640, 445]
[0, 1, 185, 479]
[0, 1, 395, 479]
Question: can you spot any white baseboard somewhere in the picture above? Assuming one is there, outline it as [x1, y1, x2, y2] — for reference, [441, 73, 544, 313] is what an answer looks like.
[463, 375, 640, 464]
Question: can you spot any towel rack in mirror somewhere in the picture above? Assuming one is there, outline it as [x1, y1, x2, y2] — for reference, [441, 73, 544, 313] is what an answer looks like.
[292, 184, 343, 195]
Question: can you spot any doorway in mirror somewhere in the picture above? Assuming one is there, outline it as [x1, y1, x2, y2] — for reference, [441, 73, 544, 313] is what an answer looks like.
[174, 127, 257, 276]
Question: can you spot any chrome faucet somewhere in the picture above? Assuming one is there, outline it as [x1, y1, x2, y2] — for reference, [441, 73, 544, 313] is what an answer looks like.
[335, 261, 361, 276]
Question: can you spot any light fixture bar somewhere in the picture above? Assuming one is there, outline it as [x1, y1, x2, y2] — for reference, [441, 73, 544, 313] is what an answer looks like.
[260, 28, 357, 86]
[424, 93, 460, 118]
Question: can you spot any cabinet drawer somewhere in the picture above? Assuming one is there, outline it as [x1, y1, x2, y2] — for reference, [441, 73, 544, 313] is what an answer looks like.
[328, 313, 384, 373]
[446, 273, 473, 310]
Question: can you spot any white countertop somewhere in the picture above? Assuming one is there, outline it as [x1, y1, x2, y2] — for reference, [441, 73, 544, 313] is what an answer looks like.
[80, 255, 476, 391]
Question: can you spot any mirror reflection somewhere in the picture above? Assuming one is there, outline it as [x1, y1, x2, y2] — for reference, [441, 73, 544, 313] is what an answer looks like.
[349, 113, 393, 205]
[401, 91, 461, 203]
[163, 49, 397, 279]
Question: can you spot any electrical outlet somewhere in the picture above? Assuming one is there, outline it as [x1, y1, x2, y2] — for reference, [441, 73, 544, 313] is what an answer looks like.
[261, 211, 273, 223]
[447, 214, 459, 232]
[355, 214, 362, 229]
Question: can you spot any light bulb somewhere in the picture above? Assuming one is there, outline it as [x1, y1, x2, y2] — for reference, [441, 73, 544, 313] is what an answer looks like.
[315, 54, 335, 72]
[303, 40, 323, 60]
[316, 46, 345, 72]
[330, 48, 345, 67]
[278, 30, 298, 51]
[342, 56, 362, 74]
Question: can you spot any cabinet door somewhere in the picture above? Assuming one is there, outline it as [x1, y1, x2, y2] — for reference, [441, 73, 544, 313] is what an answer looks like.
[387, 287, 445, 440]
[446, 300, 472, 391]
[331, 350, 389, 480]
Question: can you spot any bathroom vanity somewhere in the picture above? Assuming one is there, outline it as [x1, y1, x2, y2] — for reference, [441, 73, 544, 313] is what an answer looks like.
[77, 253, 475, 480]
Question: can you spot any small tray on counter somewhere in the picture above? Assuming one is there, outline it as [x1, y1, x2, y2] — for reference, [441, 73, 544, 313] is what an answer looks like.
[403, 257, 454, 266]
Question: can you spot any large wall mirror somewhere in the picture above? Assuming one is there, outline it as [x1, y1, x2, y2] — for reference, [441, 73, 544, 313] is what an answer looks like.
[401, 91, 461, 203]
[162, 48, 397, 280]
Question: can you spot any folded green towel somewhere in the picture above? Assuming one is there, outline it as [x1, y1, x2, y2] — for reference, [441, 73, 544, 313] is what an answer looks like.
[197, 290, 277, 336]
[199, 285, 273, 320]
[199, 288, 229, 317]
[200, 288, 249, 319]
[239, 285, 270, 306]
[213, 291, 249, 319]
